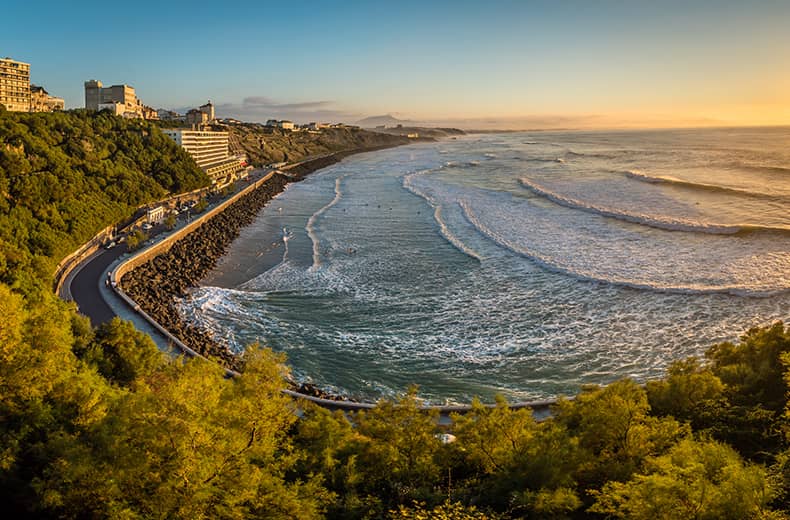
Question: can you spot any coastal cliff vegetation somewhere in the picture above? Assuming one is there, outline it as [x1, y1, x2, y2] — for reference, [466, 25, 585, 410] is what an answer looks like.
[0, 109, 208, 291]
[2, 111, 790, 518]
[223, 123, 411, 167]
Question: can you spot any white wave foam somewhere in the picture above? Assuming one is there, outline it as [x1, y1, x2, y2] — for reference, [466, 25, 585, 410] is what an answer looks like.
[281, 227, 293, 262]
[458, 198, 789, 298]
[623, 169, 788, 201]
[306, 176, 345, 271]
[402, 171, 482, 261]
[519, 177, 790, 236]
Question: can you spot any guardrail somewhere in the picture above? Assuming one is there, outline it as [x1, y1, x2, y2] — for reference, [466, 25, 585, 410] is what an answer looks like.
[107, 163, 559, 417]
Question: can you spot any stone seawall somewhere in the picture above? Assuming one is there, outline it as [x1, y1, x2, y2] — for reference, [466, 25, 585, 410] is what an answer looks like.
[117, 171, 288, 369]
[113, 146, 408, 374]
[110, 147, 559, 416]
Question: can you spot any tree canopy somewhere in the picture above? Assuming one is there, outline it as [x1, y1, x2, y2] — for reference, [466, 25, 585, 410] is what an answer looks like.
[1, 111, 789, 518]
[0, 109, 208, 290]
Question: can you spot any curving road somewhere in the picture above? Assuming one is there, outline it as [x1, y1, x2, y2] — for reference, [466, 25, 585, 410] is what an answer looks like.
[68, 244, 128, 327]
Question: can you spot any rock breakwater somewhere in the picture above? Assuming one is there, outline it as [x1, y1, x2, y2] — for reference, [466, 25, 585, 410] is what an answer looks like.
[122, 173, 291, 370]
[121, 147, 402, 399]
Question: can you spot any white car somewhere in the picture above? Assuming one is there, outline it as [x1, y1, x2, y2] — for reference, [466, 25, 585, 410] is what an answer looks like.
[142, 223, 153, 230]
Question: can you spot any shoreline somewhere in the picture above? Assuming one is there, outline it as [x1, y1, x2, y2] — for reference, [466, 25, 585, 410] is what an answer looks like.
[120, 145, 407, 399]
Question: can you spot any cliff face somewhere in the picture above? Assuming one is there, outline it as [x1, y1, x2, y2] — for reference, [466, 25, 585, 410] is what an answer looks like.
[224, 123, 411, 167]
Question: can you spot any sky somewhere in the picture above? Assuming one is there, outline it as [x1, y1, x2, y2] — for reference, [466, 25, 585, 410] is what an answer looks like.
[3, 0, 790, 129]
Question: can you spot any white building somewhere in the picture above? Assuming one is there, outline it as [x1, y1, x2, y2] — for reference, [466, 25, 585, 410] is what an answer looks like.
[146, 206, 166, 223]
[30, 85, 64, 112]
[84, 80, 158, 119]
[265, 119, 296, 131]
[163, 129, 248, 187]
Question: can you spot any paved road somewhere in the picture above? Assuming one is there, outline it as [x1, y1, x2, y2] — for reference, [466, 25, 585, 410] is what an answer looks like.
[68, 169, 269, 328]
[70, 244, 128, 327]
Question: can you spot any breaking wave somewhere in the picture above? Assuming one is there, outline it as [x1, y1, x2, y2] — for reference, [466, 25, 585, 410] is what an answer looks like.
[402, 171, 482, 261]
[623, 170, 788, 202]
[520, 177, 790, 236]
[458, 199, 789, 298]
[306, 176, 345, 270]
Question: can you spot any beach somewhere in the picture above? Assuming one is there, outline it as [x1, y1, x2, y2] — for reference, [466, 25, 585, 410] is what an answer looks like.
[120, 145, 407, 377]
[180, 129, 790, 403]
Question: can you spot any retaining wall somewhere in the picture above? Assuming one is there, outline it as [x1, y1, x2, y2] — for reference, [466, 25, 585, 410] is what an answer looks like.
[55, 222, 115, 299]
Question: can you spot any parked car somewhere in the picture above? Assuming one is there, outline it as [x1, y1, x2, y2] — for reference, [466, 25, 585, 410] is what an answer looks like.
[142, 222, 153, 230]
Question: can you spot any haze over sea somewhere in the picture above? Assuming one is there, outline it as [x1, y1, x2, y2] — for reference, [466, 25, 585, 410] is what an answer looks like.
[181, 127, 790, 403]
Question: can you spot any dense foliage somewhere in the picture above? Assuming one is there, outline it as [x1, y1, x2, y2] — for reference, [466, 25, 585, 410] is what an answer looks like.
[1, 111, 789, 518]
[3, 303, 789, 518]
[0, 109, 208, 290]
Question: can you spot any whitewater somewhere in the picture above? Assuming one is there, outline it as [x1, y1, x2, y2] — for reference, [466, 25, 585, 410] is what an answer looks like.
[179, 128, 790, 403]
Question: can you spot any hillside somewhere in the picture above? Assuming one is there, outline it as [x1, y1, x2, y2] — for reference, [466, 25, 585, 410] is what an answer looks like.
[0, 109, 208, 288]
[222, 123, 411, 167]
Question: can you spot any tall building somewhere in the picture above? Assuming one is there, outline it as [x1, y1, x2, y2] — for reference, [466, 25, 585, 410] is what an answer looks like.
[199, 101, 214, 121]
[163, 130, 229, 168]
[163, 129, 248, 186]
[84, 80, 158, 119]
[30, 85, 64, 112]
[0, 57, 31, 111]
[185, 108, 209, 126]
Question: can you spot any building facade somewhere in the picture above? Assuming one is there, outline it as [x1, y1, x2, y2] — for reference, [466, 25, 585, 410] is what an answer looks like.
[0, 57, 31, 111]
[157, 109, 183, 121]
[163, 129, 248, 187]
[30, 85, 64, 112]
[198, 101, 214, 121]
[84, 80, 158, 119]
[185, 108, 209, 126]
[265, 119, 296, 131]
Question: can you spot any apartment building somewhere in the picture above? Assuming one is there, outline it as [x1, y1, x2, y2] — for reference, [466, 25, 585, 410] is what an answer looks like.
[0, 57, 31, 111]
[163, 129, 248, 187]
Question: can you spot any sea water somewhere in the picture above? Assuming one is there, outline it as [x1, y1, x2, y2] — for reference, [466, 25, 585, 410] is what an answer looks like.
[179, 127, 790, 403]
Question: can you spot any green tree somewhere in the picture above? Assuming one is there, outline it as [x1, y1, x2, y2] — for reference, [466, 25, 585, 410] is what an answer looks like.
[164, 212, 177, 230]
[0, 284, 114, 516]
[33, 348, 330, 519]
[126, 229, 148, 251]
[554, 380, 687, 494]
[450, 397, 581, 516]
[646, 357, 725, 421]
[390, 500, 503, 519]
[193, 197, 208, 213]
[707, 322, 790, 412]
[354, 388, 443, 509]
[590, 438, 778, 519]
[82, 317, 164, 387]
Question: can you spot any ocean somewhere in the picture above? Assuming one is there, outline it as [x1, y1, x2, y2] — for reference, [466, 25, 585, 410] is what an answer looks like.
[180, 127, 790, 403]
